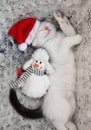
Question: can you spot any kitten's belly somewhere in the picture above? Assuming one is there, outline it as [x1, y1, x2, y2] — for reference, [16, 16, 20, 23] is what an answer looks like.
[42, 64, 76, 120]
[49, 64, 76, 90]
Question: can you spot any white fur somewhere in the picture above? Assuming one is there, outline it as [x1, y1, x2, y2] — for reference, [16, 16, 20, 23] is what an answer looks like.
[22, 73, 50, 98]
[23, 48, 54, 74]
[32, 12, 82, 130]
[22, 48, 53, 98]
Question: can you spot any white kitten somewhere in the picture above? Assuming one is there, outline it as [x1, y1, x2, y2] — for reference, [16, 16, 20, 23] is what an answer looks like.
[10, 12, 82, 130]
[32, 12, 82, 130]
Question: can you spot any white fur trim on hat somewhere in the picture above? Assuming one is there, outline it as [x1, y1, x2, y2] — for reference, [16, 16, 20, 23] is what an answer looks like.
[18, 43, 27, 51]
[26, 20, 40, 45]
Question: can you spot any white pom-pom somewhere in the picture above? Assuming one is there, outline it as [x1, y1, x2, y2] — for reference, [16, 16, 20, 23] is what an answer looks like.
[18, 43, 27, 51]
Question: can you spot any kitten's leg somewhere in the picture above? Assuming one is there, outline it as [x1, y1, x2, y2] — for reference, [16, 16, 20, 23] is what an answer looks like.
[53, 122, 68, 130]
[65, 121, 77, 130]
[61, 34, 82, 49]
[53, 12, 76, 36]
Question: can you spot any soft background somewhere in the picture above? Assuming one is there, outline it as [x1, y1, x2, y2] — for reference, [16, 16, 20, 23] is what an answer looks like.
[0, 0, 91, 130]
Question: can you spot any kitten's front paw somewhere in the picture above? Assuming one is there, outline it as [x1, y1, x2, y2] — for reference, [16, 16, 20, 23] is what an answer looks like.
[53, 12, 69, 25]
[53, 12, 64, 20]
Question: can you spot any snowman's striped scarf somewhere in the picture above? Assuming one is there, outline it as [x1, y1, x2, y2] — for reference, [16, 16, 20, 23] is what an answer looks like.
[10, 66, 45, 88]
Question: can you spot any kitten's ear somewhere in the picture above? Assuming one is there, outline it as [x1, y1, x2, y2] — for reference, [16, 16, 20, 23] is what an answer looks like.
[46, 63, 55, 75]
[23, 59, 33, 70]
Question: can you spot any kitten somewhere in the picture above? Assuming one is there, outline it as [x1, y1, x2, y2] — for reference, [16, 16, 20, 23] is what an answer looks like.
[10, 12, 82, 130]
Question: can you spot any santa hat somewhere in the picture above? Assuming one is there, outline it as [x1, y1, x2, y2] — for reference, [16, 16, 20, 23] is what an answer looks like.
[8, 18, 40, 51]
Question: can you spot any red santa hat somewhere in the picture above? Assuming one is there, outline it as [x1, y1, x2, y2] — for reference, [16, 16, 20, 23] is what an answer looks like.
[8, 18, 40, 51]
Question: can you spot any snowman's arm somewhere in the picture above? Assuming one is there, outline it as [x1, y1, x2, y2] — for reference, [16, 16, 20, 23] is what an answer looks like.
[23, 59, 33, 70]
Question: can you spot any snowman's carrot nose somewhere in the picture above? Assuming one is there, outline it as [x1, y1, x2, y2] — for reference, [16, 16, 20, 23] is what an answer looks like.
[33, 63, 39, 68]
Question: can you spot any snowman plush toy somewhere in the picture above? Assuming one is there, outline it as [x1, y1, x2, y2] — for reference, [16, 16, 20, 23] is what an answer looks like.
[10, 48, 54, 98]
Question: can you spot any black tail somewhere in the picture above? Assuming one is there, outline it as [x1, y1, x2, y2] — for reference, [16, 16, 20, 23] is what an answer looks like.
[9, 88, 43, 119]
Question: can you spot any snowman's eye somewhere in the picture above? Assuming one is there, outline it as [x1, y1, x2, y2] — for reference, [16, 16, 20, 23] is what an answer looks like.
[40, 62, 42, 64]
[36, 60, 38, 62]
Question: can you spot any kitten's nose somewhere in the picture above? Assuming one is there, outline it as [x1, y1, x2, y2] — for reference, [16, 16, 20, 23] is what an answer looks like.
[33, 63, 39, 68]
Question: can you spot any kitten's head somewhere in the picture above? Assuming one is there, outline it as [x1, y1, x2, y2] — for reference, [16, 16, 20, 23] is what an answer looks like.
[32, 20, 56, 47]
